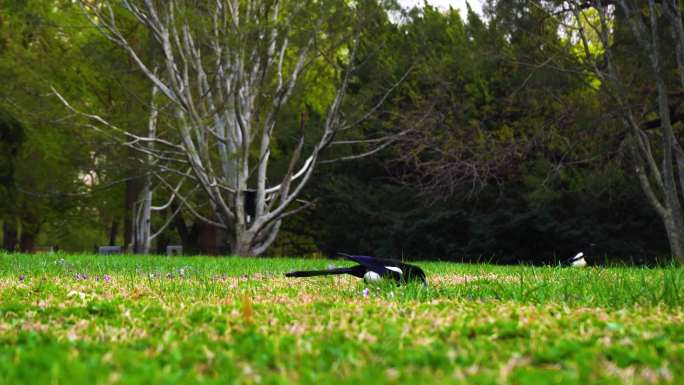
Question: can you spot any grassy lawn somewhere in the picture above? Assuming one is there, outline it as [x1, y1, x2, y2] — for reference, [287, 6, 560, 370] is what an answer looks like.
[1, 253, 683, 385]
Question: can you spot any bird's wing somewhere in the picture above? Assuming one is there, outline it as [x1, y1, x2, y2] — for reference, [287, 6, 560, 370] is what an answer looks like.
[337, 253, 428, 284]
[338, 254, 402, 275]
[340, 254, 375, 266]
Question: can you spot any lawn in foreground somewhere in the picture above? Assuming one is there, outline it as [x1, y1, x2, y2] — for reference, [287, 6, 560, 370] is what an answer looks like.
[1, 253, 683, 385]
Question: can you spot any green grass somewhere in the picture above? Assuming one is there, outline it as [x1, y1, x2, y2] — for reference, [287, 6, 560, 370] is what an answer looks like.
[1, 253, 683, 385]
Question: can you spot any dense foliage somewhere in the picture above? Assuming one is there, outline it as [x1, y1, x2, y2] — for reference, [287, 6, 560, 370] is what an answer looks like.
[296, 2, 671, 263]
[0, 1, 678, 262]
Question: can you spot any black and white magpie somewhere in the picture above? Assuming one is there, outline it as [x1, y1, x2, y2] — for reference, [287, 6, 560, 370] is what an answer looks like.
[285, 253, 428, 285]
[561, 243, 597, 267]
[562, 251, 588, 267]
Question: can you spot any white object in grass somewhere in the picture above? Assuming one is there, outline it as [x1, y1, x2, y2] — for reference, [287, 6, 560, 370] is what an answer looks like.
[364, 271, 382, 283]
[570, 252, 587, 267]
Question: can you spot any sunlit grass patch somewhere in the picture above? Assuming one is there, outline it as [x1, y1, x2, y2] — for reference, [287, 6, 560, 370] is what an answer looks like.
[1, 253, 683, 384]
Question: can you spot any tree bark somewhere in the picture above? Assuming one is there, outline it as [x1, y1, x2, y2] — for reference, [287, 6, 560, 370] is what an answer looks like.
[133, 181, 153, 253]
[18, 211, 41, 253]
[231, 230, 254, 257]
[2, 220, 18, 251]
[171, 202, 201, 254]
[18, 228, 38, 253]
[108, 219, 118, 246]
[132, 78, 160, 254]
[155, 207, 170, 255]
[124, 177, 142, 251]
[664, 214, 684, 260]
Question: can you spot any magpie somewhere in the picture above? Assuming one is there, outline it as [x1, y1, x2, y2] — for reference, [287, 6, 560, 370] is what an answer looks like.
[559, 243, 597, 267]
[562, 252, 588, 267]
[285, 253, 427, 285]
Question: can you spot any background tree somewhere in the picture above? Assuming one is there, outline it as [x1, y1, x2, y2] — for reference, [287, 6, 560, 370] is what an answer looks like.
[300, 2, 668, 263]
[552, 0, 684, 262]
[61, 0, 404, 256]
[0, 0, 99, 251]
[0, 108, 23, 251]
[0, 0, 171, 252]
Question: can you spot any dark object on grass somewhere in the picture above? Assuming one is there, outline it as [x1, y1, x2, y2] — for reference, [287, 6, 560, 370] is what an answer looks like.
[286, 253, 427, 285]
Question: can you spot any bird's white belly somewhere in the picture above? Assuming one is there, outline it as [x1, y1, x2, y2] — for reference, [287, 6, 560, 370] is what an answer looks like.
[572, 257, 587, 267]
[364, 271, 382, 283]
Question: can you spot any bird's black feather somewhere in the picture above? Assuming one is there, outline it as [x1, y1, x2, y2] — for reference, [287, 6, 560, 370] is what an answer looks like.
[285, 253, 428, 285]
[285, 265, 365, 278]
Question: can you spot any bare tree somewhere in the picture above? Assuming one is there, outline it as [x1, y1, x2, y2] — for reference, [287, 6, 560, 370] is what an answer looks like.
[567, 0, 684, 262]
[59, 0, 399, 255]
[130, 79, 188, 254]
[390, 105, 533, 197]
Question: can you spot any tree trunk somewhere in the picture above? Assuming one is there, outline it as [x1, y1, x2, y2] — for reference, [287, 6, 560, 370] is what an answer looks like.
[664, 214, 684, 262]
[155, 207, 170, 255]
[133, 179, 153, 254]
[18, 212, 41, 253]
[2, 220, 18, 251]
[108, 219, 118, 246]
[124, 177, 142, 252]
[19, 228, 38, 253]
[197, 223, 218, 255]
[649, 0, 684, 264]
[232, 230, 254, 256]
[172, 205, 201, 254]
[131, 76, 162, 255]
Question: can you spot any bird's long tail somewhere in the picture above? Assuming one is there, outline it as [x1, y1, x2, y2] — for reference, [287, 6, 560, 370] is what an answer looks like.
[285, 267, 358, 277]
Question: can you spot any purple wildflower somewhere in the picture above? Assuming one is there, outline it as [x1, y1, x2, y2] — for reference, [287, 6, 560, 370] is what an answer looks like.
[362, 288, 369, 297]
[95, 275, 100, 282]
[74, 273, 81, 280]
[82, 273, 88, 280]
[104, 274, 111, 283]
[19, 275, 25, 282]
